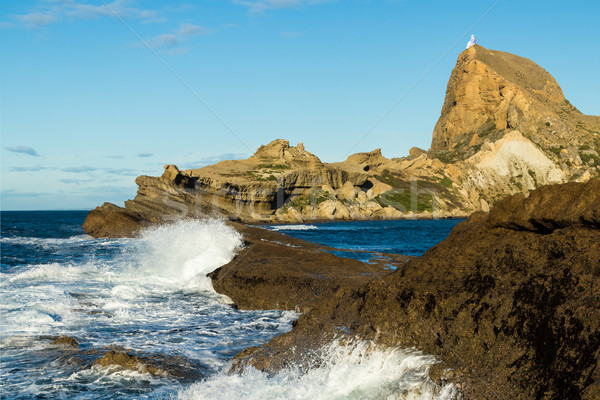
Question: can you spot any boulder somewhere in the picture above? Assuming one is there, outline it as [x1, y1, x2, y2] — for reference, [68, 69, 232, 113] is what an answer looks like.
[409, 147, 427, 157]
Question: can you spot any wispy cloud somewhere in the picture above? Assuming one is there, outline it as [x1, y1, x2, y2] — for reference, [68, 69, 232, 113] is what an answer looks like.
[1, 190, 48, 198]
[234, 0, 332, 13]
[137, 153, 154, 158]
[62, 165, 97, 173]
[0, 22, 16, 29]
[147, 23, 207, 49]
[60, 165, 143, 175]
[182, 152, 248, 169]
[64, 0, 138, 19]
[16, 12, 58, 28]
[148, 33, 179, 48]
[281, 31, 303, 38]
[178, 23, 206, 36]
[5, 146, 40, 157]
[102, 167, 139, 175]
[11, 0, 159, 29]
[9, 166, 51, 172]
[60, 178, 88, 184]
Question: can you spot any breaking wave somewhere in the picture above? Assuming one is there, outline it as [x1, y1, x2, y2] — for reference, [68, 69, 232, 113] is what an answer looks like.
[178, 340, 458, 400]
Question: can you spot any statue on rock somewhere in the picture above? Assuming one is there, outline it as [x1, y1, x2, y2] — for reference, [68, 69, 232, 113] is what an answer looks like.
[466, 34, 476, 49]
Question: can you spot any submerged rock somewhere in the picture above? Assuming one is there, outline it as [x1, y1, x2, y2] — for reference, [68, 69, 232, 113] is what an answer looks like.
[91, 348, 207, 380]
[50, 335, 79, 348]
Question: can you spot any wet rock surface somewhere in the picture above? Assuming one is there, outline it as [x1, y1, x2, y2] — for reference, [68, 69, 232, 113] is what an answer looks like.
[219, 180, 600, 400]
[92, 348, 206, 380]
[211, 222, 406, 312]
[37, 337, 206, 381]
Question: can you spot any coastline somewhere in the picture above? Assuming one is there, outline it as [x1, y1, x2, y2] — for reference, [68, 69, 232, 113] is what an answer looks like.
[206, 180, 600, 399]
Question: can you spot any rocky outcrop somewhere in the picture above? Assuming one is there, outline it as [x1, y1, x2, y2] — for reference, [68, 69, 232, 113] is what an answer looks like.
[92, 349, 203, 379]
[431, 45, 600, 153]
[218, 180, 600, 399]
[210, 222, 408, 312]
[83, 45, 599, 237]
[38, 337, 205, 380]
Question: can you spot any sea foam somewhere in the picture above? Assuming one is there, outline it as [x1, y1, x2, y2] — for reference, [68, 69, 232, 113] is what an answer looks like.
[178, 340, 458, 400]
[134, 218, 243, 290]
[268, 224, 318, 231]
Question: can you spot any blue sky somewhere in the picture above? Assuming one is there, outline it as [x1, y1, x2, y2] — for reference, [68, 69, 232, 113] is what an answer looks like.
[1, 0, 599, 210]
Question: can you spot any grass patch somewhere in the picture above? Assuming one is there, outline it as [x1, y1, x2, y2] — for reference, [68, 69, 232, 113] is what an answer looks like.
[376, 189, 434, 213]
[283, 188, 330, 212]
[376, 170, 401, 187]
[247, 171, 277, 182]
[580, 153, 599, 165]
[438, 177, 453, 188]
[549, 146, 564, 156]
[257, 163, 291, 170]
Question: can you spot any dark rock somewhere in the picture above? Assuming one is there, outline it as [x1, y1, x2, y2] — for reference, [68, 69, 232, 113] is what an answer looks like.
[223, 180, 600, 400]
[93, 349, 206, 380]
[161, 164, 196, 188]
[82, 202, 147, 238]
[210, 222, 402, 312]
[48, 335, 79, 348]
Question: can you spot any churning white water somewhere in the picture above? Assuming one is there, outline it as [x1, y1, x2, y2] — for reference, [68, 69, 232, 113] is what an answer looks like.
[179, 340, 457, 400]
[1, 213, 459, 399]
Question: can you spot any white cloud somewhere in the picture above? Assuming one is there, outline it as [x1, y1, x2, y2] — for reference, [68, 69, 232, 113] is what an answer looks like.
[65, 0, 134, 19]
[16, 12, 58, 28]
[0, 22, 16, 29]
[178, 23, 206, 36]
[5, 146, 40, 156]
[148, 33, 179, 48]
[12, 0, 160, 28]
[147, 23, 207, 50]
[234, 0, 332, 13]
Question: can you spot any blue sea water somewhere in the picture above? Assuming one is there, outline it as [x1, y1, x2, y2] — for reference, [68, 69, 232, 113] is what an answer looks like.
[1, 211, 461, 400]
[265, 219, 464, 262]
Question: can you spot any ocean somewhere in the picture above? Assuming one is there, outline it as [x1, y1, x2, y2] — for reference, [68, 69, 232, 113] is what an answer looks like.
[0, 211, 463, 399]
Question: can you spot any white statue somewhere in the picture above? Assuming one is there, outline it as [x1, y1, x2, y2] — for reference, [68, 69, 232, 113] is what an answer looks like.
[466, 34, 476, 49]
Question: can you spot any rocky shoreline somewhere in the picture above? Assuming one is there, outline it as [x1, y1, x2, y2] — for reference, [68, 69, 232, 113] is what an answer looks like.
[79, 44, 600, 399]
[81, 179, 600, 399]
[212, 179, 600, 399]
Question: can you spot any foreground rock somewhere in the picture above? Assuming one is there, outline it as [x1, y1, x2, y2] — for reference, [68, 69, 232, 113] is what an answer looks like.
[92, 348, 204, 379]
[39, 336, 206, 380]
[211, 222, 407, 312]
[219, 180, 600, 400]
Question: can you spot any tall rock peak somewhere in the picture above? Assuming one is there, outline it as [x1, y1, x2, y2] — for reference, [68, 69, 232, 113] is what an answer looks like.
[431, 45, 598, 152]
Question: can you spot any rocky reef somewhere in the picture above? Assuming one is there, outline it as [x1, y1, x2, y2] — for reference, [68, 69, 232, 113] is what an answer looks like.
[38, 336, 206, 380]
[215, 179, 600, 399]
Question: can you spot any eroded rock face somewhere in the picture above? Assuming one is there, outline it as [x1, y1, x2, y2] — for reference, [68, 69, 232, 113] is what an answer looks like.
[82, 203, 148, 238]
[226, 180, 600, 400]
[210, 222, 407, 312]
[431, 45, 600, 152]
[83, 46, 600, 237]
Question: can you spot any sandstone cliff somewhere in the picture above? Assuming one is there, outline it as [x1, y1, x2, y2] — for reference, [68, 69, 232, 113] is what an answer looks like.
[431, 45, 600, 153]
[83, 45, 600, 236]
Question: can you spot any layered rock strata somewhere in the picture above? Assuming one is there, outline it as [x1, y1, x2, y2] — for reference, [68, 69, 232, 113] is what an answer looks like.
[83, 46, 599, 234]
